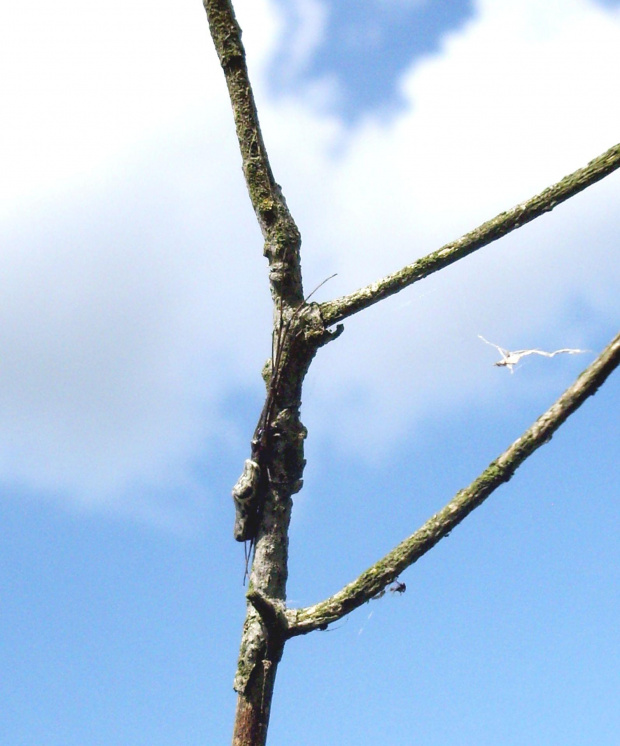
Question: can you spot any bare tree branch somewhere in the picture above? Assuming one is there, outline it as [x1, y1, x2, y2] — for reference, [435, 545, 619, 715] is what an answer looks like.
[203, 0, 303, 306]
[320, 143, 620, 327]
[203, 6, 348, 743]
[285, 330, 620, 636]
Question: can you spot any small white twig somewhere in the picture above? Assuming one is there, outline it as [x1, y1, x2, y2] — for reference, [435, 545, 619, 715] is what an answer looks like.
[478, 335, 588, 373]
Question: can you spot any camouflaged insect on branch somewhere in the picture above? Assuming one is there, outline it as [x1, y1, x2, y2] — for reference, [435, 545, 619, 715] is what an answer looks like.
[232, 458, 262, 542]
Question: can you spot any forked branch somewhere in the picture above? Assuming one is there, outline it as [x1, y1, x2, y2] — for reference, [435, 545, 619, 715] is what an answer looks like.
[320, 143, 620, 327]
[203, 5, 619, 744]
[285, 330, 620, 636]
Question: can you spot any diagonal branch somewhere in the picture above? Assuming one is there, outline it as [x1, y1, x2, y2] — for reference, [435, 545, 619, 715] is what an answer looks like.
[203, 0, 303, 304]
[285, 330, 620, 637]
[320, 143, 620, 327]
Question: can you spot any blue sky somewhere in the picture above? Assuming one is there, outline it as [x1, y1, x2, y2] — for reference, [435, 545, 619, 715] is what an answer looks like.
[269, 0, 473, 119]
[1, 0, 619, 743]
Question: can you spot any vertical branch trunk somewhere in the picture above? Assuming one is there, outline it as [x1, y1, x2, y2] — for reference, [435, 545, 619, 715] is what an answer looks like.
[232, 493, 291, 745]
[230, 309, 334, 743]
[201, 5, 309, 740]
[232, 641, 283, 746]
[231, 410, 305, 743]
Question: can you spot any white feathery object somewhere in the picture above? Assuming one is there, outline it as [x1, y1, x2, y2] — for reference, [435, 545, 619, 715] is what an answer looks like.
[478, 335, 588, 373]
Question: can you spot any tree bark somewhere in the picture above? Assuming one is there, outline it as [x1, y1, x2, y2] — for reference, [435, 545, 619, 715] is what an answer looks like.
[231, 617, 284, 746]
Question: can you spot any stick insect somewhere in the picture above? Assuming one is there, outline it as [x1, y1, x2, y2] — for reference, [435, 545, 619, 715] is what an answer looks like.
[232, 275, 337, 576]
[478, 335, 587, 373]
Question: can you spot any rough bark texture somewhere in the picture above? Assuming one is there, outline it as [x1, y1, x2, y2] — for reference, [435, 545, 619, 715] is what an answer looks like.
[203, 2, 307, 742]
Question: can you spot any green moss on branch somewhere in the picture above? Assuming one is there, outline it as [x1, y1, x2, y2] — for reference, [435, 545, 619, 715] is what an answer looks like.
[320, 143, 620, 326]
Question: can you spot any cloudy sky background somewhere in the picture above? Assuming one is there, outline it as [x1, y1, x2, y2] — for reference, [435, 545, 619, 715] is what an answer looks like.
[1, 0, 619, 743]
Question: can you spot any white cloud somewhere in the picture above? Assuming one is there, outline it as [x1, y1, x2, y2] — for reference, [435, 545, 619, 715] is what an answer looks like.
[0, 0, 272, 521]
[0, 0, 231, 213]
[0, 0, 618, 516]
[279, 0, 328, 79]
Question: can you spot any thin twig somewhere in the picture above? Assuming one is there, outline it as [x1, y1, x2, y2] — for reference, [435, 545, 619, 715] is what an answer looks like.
[320, 143, 620, 327]
[285, 330, 620, 636]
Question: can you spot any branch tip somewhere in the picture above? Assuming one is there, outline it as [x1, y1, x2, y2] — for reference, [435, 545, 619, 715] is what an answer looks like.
[320, 142, 620, 327]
